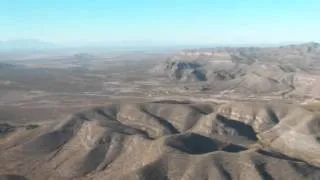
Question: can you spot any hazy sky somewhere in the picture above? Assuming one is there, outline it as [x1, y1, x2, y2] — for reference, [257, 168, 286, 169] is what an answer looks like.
[1, 0, 320, 45]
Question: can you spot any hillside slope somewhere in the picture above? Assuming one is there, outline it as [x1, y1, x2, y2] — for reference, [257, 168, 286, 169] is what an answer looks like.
[1, 101, 320, 180]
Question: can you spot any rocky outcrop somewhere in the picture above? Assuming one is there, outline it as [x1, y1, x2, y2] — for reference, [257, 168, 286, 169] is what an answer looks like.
[1, 101, 320, 179]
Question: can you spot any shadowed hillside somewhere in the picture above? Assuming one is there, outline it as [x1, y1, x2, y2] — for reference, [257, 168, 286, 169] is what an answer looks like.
[1, 101, 320, 179]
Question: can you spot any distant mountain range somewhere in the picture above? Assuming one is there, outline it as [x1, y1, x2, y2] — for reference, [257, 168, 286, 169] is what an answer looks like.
[0, 39, 58, 51]
[1, 39, 319, 52]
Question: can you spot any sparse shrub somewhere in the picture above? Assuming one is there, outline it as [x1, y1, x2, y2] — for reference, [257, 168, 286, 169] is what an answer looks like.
[0, 123, 15, 138]
[25, 124, 40, 130]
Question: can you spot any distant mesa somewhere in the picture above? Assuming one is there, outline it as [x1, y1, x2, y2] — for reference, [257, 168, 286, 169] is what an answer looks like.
[73, 53, 96, 60]
[165, 60, 207, 82]
[0, 63, 17, 69]
[149, 42, 320, 96]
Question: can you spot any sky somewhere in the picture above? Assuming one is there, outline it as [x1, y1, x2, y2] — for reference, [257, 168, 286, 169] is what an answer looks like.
[1, 0, 320, 46]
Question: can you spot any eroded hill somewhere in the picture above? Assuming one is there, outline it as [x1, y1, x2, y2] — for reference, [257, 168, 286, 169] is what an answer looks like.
[150, 43, 320, 99]
[1, 43, 320, 179]
[1, 101, 320, 180]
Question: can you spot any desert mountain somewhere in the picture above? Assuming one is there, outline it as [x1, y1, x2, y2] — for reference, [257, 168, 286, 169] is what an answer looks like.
[150, 43, 320, 98]
[1, 101, 320, 180]
[1, 43, 320, 180]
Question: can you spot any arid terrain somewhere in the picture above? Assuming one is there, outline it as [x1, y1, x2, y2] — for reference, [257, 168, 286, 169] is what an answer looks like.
[1, 43, 320, 180]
